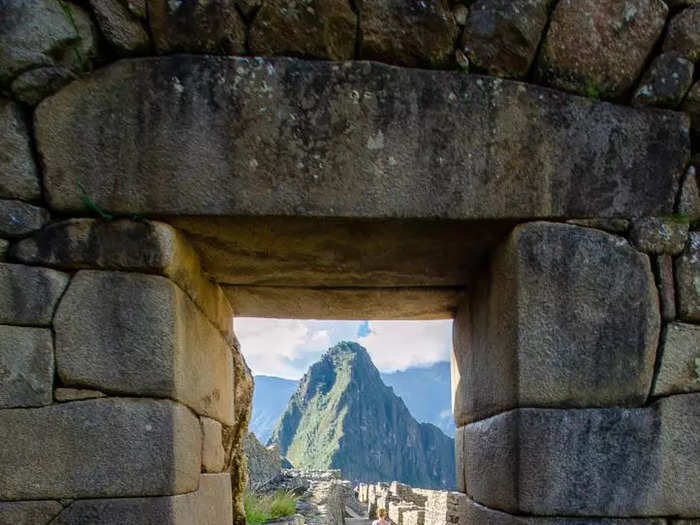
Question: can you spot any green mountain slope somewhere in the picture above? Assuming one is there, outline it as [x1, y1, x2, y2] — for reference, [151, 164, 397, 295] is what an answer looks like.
[269, 342, 455, 489]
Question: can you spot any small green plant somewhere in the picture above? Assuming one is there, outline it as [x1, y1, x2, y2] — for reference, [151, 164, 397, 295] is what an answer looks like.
[584, 83, 601, 100]
[245, 490, 297, 525]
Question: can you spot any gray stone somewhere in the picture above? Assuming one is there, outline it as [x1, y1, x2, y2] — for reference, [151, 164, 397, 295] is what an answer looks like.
[147, 0, 245, 54]
[249, 0, 356, 60]
[663, 7, 700, 62]
[453, 4, 468, 26]
[13, 219, 234, 339]
[49, 473, 232, 524]
[35, 57, 689, 221]
[360, 0, 458, 68]
[0, 240, 7, 261]
[452, 222, 660, 426]
[0, 99, 40, 201]
[54, 387, 106, 402]
[655, 255, 677, 321]
[0, 325, 53, 408]
[678, 165, 700, 225]
[565, 218, 629, 233]
[630, 216, 689, 255]
[653, 323, 700, 396]
[457, 393, 700, 516]
[0, 263, 70, 326]
[633, 53, 694, 109]
[0, 398, 201, 499]
[88, 0, 150, 56]
[536, 0, 668, 98]
[0, 501, 63, 525]
[0, 0, 98, 85]
[676, 232, 700, 322]
[54, 271, 235, 425]
[201, 417, 225, 473]
[10, 66, 75, 106]
[244, 432, 282, 490]
[459, 0, 552, 79]
[682, 82, 700, 147]
[0, 200, 49, 238]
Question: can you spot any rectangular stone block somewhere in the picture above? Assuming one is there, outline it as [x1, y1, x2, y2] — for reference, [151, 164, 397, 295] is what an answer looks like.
[0, 199, 49, 238]
[54, 271, 234, 425]
[0, 325, 53, 408]
[452, 222, 660, 425]
[457, 393, 700, 517]
[652, 322, 700, 396]
[0, 501, 63, 525]
[0, 398, 201, 500]
[0, 99, 41, 201]
[0, 263, 69, 326]
[676, 233, 700, 322]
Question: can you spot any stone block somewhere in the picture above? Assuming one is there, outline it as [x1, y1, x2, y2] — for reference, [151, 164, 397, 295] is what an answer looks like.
[35, 57, 689, 222]
[0, 398, 201, 499]
[653, 323, 700, 396]
[249, 0, 356, 60]
[0, 240, 7, 261]
[0, 100, 40, 201]
[458, 393, 700, 517]
[682, 83, 700, 145]
[459, 0, 552, 79]
[0, 263, 70, 326]
[677, 165, 700, 225]
[655, 255, 677, 321]
[0, 200, 49, 238]
[675, 232, 700, 322]
[663, 7, 700, 62]
[0, 325, 53, 408]
[54, 271, 234, 425]
[630, 216, 689, 255]
[201, 417, 225, 473]
[13, 219, 234, 340]
[536, 0, 667, 98]
[54, 387, 106, 402]
[88, 0, 150, 56]
[359, 0, 457, 68]
[0, 500, 63, 525]
[147, 0, 245, 54]
[565, 218, 629, 233]
[10, 66, 74, 106]
[452, 222, 660, 425]
[633, 53, 694, 109]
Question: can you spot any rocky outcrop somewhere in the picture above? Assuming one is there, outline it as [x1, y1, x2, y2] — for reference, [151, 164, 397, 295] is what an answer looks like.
[244, 432, 282, 490]
[270, 343, 455, 489]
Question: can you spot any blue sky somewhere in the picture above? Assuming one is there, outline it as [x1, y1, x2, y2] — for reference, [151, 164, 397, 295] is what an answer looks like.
[235, 318, 453, 379]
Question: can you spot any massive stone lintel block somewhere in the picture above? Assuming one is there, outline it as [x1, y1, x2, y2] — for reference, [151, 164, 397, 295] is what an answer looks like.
[457, 393, 700, 517]
[452, 222, 660, 425]
[36, 57, 688, 220]
[0, 398, 201, 500]
[54, 271, 235, 425]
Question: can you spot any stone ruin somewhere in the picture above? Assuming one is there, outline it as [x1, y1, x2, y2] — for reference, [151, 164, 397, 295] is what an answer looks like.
[0, 0, 698, 523]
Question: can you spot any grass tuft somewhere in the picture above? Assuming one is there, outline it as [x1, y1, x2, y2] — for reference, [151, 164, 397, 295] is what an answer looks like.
[245, 490, 297, 524]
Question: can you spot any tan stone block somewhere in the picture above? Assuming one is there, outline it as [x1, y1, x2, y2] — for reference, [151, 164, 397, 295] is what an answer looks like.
[653, 323, 700, 396]
[54, 387, 106, 402]
[201, 417, 225, 473]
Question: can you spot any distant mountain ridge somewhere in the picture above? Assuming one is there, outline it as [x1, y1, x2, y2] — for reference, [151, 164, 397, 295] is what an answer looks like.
[268, 342, 455, 489]
[250, 375, 298, 444]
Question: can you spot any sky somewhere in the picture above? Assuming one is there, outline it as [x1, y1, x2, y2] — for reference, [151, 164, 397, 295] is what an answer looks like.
[235, 318, 453, 379]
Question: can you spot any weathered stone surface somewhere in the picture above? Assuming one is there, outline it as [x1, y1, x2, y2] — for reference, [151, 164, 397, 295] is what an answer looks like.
[0, 99, 40, 201]
[54, 271, 235, 425]
[663, 7, 700, 62]
[36, 57, 689, 221]
[0, 240, 7, 261]
[463, 498, 668, 524]
[0, 325, 53, 408]
[655, 255, 677, 321]
[675, 232, 700, 322]
[633, 53, 694, 108]
[54, 387, 106, 402]
[0, 0, 97, 86]
[565, 218, 629, 233]
[48, 473, 231, 524]
[0, 398, 201, 499]
[0, 263, 70, 326]
[457, 393, 700, 516]
[244, 432, 282, 490]
[452, 222, 659, 426]
[630, 216, 689, 255]
[0, 501, 63, 525]
[453, 4, 468, 25]
[10, 66, 75, 106]
[683, 82, 700, 145]
[88, 0, 150, 55]
[678, 165, 700, 225]
[225, 285, 464, 319]
[147, 0, 245, 54]
[653, 323, 700, 396]
[360, 0, 458, 68]
[201, 417, 225, 473]
[13, 219, 234, 339]
[123, 0, 147, 19]
[536, 0, 668, 98]
[0, 200, 49, 238]
[459, 0, 552, 79]
[249, 0, 356, 60]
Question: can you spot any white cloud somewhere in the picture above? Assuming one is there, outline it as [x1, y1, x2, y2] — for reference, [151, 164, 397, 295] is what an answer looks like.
[235, 318, 453, 378]
[358, 320, 452, 372]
